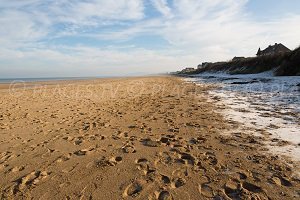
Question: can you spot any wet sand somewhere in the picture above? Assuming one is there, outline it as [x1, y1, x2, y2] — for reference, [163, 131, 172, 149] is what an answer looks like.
[0, 76, 299, 199]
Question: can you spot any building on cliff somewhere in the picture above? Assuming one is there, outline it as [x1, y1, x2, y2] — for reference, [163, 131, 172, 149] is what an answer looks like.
[256, 43, 291, 56]
[181, 67, 196, 73]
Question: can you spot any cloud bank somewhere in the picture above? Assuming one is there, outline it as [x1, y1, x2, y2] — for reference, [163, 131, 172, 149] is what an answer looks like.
[0, 0, 300, 77]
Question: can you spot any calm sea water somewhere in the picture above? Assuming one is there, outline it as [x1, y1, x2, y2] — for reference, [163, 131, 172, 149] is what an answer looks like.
[0, 77, 106, 84]
[188, 72, 300, 108]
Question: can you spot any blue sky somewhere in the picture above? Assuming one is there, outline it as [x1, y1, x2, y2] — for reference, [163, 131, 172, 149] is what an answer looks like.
[1, 0, 300, 78]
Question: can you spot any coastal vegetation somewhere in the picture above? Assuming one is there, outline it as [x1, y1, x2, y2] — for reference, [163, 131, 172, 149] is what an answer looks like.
[178, 44, 300, 76]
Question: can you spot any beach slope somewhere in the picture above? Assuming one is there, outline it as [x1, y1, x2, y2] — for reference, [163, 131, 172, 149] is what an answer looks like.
[0, 77, 299, 199]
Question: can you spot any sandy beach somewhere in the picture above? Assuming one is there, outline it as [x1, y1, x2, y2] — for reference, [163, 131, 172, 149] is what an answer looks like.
[0, 76, 299, 199]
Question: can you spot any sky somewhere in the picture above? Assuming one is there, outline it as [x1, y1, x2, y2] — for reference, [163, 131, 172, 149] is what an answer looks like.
[0, 0, 300, 78]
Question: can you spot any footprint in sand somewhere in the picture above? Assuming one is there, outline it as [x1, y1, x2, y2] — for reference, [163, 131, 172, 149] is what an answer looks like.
[0, 151, 14, 163]
[270, 176, 292, 187]
[74, 150, 88, 156]
[157, 190, 173, 200]
[171, 177, 186, 188]
[161, 175, 171, 184]
[55, 154, 72, 163]
[199, 183, 214, 198]
[160, 137, 170, 145]
[156, 151, 174, 166]
[203, 152, 218, 166]
[74, 137, 84, 145]
[96, 134, 106, 140]
[172, 167, 188, 178]
[180, 153, 197, 166]
[62, 136, 73, 141]
[135, 158, 150, 174]
[136, 158, 149, 165]
[122, 144, 136, 153]
[95, 156, 122, 168]
[142, 138, 162, 147]
[236, 171, 248, 180]
[136, 158, 159, 177]
[118, 131, 129, 138]
[242, 182, 263, 193]
[109, 156, 123, 164]
[82, 121, 97, 131]
[123, 180, 144, 198]
[13, 171, 49, 193]
[189, 136, 207, 144]
[224, 179, 240, 199]
[74, 147, 96, 156]
[9, 166, 25, 173]
[160, 134, 182, 146]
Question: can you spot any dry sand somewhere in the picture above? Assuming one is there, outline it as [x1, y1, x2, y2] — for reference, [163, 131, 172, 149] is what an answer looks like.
[0, 76, 299, 199]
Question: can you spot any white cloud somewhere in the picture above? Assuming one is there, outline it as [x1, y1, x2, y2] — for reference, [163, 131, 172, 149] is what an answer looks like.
[151, 0, 173, 18]
[53, 0, 145, 25]
[0, 0, 300, 77]
[172, 0, 247, 19]
[0, 0, 41, 8]
[0, 10, 48, 47]
[158, 0, 300, 61]
[0, 0, 146, 46]
[0, 45, 196, 77]
[85, 19, 165, 41]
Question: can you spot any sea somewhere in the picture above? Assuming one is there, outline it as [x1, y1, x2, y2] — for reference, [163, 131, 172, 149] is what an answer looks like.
[0, 76, 107, 84]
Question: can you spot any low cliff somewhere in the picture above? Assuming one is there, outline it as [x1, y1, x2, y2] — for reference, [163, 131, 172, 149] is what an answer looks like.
[181, 46, 300, 76]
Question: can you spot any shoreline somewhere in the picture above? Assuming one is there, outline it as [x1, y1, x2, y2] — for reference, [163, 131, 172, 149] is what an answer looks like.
[1, 76, 299, 199]
[209, 89, 300, 162]
[184, 72, 300, 163]
[0, 77, 124, 90]
[0, 75, 167, 90]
